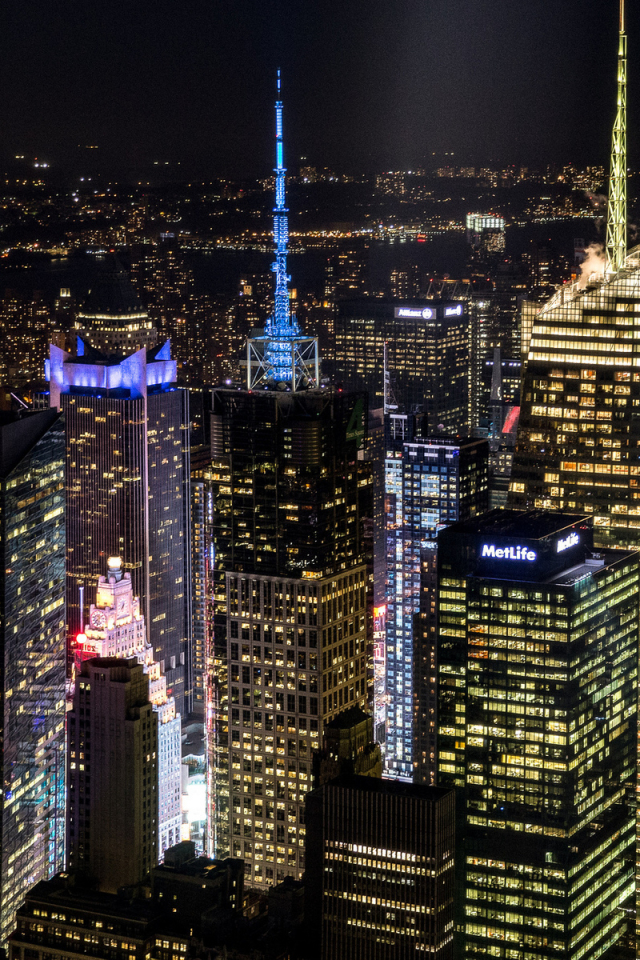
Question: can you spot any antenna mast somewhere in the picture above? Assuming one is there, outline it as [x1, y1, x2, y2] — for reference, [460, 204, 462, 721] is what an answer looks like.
[606, 0, 627, 274]
[246, 71, 319, 391]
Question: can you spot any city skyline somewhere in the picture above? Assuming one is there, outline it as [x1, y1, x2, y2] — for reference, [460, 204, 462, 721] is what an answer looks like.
[4, 1, 640, 956]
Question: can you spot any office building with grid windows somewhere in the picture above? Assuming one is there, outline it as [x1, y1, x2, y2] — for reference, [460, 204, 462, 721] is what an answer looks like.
[47, 338, 192, 716]
[384, 430, 488, 781]
[305, 775, 455, 960]
[509, 248, 640, 550]
[67, 657, 159, 892]
[73, 557, 181, 860]
[335, 300, 469, 431]
[0, 410, 66, 946]
[436, 510, 638, 959]
[209, 387, 372, 885]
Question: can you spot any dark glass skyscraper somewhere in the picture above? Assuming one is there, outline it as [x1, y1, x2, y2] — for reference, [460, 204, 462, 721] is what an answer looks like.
[48, 337, 192, 716]
[209, 387, 372, 883]
[436, 510, 638, 958]
[305, 775, 456, 960]
[0, 410, 66, 945]
[335, 299, 469, 431]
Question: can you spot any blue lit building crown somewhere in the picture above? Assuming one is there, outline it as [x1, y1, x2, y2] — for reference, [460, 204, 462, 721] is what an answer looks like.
[246, 71, 319, 391]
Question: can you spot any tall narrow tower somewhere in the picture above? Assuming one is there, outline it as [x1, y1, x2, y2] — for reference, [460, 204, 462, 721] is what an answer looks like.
[606, 0, 627, 274]
[507, 3, 640, 550]
[246, 72, 319, 390]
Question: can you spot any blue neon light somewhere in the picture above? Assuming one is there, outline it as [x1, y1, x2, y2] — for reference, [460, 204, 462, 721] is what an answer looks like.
[262, 69, 303, 383]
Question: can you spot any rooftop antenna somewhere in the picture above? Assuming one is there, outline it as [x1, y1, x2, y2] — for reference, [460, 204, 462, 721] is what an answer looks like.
[383, 342, 398, 414]
[606, 0, 627, 274]
[246, 71, 319, 391]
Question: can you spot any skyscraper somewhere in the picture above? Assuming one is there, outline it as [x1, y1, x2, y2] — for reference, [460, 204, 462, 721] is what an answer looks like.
[74, 258, 157, 355]
[47, 336, 192, 716]
[335, 299, 469, 432]
[305, 776, 456, 960]
[0, 409, 66, 945]
[384, 431, 488, 781]
[73, 557, 181, 858]
[508, 248, 640, 547]
[211, 387, 371, 881]
[508, 1, 638, 552]
[67, 657, 159, 891]
[208, 75, 373, 887]
[436, 510, 638, 958]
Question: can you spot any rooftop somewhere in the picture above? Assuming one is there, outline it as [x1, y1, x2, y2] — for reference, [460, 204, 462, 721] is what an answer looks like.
[445, 508, 590, 542]
[325, 705, 370, 730]
[0, 408, 61, 478]
[78, 257, 146, 323]
[312, 773, 452, 803]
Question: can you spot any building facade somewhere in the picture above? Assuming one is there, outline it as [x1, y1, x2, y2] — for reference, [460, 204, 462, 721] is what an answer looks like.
[209, 387, 372, 885]
[9, 878, 189, 960]
[305, 776, 455, 960]
[47, 339, 192, 715]
[437, 510, 638, 959]
[335, 300, 469, 432]
[74, 558, 181, 858]
[0, 410, 66, 945]
[190, 480, 208, 717]
[67, 657, 159, 891]
[74, 257, 157, 355]
[384, 432, 488, 781]
[508, 249, 640, 550]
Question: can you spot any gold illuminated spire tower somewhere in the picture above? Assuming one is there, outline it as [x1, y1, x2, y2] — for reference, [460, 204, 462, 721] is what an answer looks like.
[507, 4, 640, 549]
[606, 0, 627, 274]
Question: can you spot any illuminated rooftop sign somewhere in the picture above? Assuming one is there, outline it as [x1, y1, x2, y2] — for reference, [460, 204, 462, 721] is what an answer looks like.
[395, 306, 434, 320]
[445, 304, 463, 317]
[557, 531, 579, 553]
[481, 544, 536, 561]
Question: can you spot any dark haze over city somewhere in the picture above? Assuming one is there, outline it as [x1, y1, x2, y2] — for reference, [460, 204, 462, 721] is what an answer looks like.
[1, 0, 638, 177]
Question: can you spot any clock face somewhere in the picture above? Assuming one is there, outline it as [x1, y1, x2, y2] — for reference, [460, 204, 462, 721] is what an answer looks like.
[91, 610, 107, 630]
[118, 598, 127, 615]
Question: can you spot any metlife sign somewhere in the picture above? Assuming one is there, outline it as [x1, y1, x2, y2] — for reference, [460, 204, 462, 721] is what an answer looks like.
[556, 532, 579, 553]
[481, 543, 537, 562]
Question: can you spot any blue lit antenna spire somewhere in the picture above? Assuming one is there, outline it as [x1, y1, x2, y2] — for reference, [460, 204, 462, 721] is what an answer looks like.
[271, 70, 293, 342]
[246, 71, 319, 390]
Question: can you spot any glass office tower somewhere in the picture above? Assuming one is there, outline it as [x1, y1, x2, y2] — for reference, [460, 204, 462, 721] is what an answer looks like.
[209, 387, 372, 884]
[335, 300, 469, 432]
[0, 410, 66, 945]
[384, 431, 488, 781]
[48, 340, 192, 716]
[437, 510, 638, 959]
[509, 248, 640, 550]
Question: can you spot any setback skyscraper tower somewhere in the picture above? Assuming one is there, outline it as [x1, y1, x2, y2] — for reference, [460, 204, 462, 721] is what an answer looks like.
[47, 274, 192, 716]
[208, 75, 372, 886]
[508, 1, 640, 550]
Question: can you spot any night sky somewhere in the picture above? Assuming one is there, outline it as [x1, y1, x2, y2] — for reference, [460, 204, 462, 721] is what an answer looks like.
[0, 0, 637, 176]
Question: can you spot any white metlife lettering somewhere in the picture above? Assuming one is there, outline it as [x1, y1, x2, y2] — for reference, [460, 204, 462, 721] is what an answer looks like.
[481, 543, 537, 561]
[556, 531, 579, 553]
